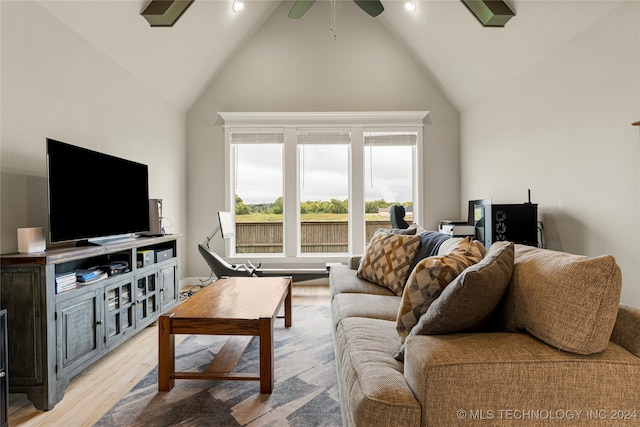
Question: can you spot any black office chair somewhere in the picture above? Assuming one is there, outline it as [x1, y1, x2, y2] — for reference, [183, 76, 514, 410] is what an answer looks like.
[389, 204, 409, 229]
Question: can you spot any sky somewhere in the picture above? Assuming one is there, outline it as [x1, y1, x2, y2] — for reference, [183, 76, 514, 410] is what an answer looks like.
[235, 144, 413, 205]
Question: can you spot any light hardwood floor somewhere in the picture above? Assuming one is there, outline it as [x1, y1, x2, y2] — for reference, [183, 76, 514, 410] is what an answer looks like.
[8, 283, 331, 427]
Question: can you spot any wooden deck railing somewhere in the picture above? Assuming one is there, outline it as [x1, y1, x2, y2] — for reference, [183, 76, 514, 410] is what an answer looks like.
[235, 220, 394, 253]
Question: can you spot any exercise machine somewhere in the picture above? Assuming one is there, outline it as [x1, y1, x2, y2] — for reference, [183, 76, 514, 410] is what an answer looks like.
[198, 212, 329, 285]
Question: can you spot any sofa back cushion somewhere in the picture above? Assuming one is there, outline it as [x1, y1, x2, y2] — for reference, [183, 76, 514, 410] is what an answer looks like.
[497, 244, 622, 355]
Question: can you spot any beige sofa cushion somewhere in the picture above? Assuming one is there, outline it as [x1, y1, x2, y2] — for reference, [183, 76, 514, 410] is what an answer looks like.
[396, 238, 485, 343]
[499, 245, 622, 355]
[411, 241, 514, 335]
[331, 293, 401, 327]
[330, 264, 396, 300]
[404, 332, 640, 426]
[356, 231, 421, 296]
[374, 225, 418, 235]
[334, 317, 421, 427]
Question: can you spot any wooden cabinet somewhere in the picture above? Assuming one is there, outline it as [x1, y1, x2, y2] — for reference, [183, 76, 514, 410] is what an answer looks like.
[135, 266, 159, 329]
[0, 309, 8, 427]
[0, 235, 179, 410]
[56, 289, 102, 379]
[159, 261, 179, 310]
[104, 279, 135, 348]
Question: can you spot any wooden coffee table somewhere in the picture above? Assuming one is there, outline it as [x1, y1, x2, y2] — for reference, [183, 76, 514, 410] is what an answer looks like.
[158, 276, 292, 393]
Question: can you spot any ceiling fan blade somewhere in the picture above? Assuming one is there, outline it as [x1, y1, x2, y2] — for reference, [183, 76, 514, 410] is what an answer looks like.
[353, 0, 384, 17]
[288, 0, 317, 19]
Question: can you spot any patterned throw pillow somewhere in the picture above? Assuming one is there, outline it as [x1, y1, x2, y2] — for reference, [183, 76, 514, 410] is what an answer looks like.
[356, 231, 422, 296]
[396, 238, 485, 343]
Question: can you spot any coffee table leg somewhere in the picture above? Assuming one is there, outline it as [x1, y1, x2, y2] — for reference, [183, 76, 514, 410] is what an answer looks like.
[284, 279, 292, 328]
[259, 316, 274, 393]
[158, 314, 175, 391]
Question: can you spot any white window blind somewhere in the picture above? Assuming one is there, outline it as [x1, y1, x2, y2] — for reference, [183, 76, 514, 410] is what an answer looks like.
[297, 128, 351, 144]
[364, 128, 417, 146]
[231, 128, 284, 144]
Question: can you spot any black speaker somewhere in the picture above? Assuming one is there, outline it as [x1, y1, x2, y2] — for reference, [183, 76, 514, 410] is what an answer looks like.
[477, 203, 538, 248]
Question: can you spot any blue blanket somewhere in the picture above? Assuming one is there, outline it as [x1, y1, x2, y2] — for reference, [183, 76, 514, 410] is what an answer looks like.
[408, 231, 451, 274]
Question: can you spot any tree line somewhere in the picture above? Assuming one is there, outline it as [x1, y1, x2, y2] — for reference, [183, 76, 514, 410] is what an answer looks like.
[235, 195, 410, 215]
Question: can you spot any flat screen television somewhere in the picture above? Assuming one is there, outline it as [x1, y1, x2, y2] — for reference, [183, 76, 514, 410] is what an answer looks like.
[47, 138, 150, 245]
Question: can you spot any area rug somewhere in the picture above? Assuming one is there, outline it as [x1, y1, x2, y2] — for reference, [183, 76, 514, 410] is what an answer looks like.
[94, 305, 341, 427]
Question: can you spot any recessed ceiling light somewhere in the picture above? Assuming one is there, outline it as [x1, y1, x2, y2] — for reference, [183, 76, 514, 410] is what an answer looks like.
[232, 0, 244, 13]
[404, 0, 416, 13]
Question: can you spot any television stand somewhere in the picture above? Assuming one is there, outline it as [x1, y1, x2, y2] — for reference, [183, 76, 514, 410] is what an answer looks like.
[76, 234, 138, 247]
[1, 234, 180, 410]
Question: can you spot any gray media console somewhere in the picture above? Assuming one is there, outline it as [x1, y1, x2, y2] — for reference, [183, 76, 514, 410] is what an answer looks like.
[0, 234, 180, 410]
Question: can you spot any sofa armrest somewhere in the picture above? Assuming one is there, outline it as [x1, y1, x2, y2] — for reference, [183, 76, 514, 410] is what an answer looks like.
[404, 333, 640, 426]
[611, 304, 640, 357]
[348, 255, 362, 270]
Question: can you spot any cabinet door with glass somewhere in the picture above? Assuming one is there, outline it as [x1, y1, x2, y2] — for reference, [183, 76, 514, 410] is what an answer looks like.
[104, 279, 134, 348]
[135, 266, 158, 329]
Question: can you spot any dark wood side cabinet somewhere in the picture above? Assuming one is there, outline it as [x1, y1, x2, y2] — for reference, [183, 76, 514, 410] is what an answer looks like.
[0, 309, 7, 427]
[0, 235, 179, 410]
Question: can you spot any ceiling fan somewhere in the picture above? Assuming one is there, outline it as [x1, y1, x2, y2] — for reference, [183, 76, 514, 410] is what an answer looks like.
[141, 0, 515, 28]
[287, 0, 516, 25]
[288, 0, 384, 19]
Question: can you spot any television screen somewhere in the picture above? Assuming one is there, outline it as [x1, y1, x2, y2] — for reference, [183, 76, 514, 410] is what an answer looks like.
[47, 139, 150, 244]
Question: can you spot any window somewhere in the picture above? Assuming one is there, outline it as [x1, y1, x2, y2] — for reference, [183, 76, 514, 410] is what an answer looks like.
[220, 112, 428, 265]
[298, 129, 351, 254]
[230, 129, 284, 254]
[364, 129, 417, 241]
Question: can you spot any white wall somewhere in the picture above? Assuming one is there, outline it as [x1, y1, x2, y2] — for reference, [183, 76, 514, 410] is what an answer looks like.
[186, 1, 461, 278]
[461, 2, 640, 306]
[0, 1, 187, 272]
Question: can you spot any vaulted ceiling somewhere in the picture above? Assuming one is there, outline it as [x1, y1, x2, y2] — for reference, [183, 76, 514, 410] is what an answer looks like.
[37, 0, 625, 112]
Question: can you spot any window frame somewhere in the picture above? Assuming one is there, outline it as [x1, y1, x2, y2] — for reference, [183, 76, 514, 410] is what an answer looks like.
[297, 127, 351, 255]
[219, 111, 429, 267]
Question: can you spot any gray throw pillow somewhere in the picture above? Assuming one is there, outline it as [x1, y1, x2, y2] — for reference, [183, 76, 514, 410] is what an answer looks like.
[396, 238, 486, 343]
[411, 241, 514, 335]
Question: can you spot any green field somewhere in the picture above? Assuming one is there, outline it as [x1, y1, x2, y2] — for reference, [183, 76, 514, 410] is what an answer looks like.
[235, 213, 409, 222]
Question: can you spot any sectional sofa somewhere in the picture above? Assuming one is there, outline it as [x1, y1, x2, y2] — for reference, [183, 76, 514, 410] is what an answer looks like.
[329, 231, 640, 426]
